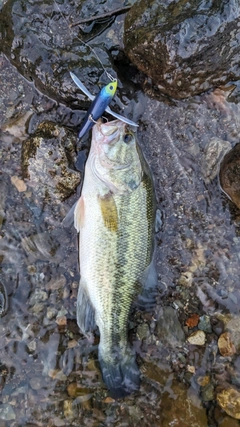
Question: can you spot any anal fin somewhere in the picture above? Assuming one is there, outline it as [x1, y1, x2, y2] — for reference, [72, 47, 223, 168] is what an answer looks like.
[77, 282, 96, 336]
[135, 261, 158, 311]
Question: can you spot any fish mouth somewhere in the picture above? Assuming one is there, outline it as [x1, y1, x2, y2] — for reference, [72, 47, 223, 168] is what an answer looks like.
[98, 120, 126, 143]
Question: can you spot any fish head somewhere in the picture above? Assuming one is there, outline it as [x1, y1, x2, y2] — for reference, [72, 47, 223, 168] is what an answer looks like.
[90, 120, 142, 193]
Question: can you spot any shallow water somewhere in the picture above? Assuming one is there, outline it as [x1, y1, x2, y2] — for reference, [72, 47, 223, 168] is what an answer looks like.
[1, 1, 240, 426]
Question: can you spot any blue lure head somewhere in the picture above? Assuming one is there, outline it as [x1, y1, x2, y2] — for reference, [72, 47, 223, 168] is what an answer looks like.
[101, 79, 117, 100]
[78, 79, 118, 140]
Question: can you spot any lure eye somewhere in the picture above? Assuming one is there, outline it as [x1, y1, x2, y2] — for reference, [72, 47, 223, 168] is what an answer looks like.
[123, 133, 133, 144]
[109, 85, 113, 91]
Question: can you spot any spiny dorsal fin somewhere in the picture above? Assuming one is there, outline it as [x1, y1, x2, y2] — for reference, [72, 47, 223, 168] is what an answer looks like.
[98, 193, 118, 232]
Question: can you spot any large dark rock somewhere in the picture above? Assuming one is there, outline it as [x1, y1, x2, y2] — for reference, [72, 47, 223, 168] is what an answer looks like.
[124, 0, 240, 99]
[0, 0, 125, 106]
[219, 143, 240, 209]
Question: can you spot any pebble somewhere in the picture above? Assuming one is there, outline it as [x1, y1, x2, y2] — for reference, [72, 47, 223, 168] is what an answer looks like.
[63, 400, 74, 419]
[29, 377, 45, 390]
[0, 404, 16, 421]
[46, 274, 66, 290]
[46, 306, 58, 320]
[201, 383, 214, 401]
[56, 315, 67, 326]
[197, 376, 210, 387]
[67, 383, 92, 398]
[29, 289, 48, 305]
[136, 323, 150, 340]
[217, 387, 240, 419]
[185, 314, 199, 328]
[187, 330, 206, 346]
[218, 332, 236, 357]
[10, 175, 27, 192]
[198, 315, 212, 333]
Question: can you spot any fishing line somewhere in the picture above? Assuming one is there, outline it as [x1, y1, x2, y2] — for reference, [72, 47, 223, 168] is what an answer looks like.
[53, 0, 115, 82]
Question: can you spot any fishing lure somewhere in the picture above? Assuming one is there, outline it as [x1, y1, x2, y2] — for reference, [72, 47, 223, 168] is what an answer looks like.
[70, 72, 138, 139]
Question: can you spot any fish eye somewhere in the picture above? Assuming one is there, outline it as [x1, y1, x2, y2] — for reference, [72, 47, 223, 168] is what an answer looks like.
[109, 85, 113, 90]
[123, 133, 133, 144]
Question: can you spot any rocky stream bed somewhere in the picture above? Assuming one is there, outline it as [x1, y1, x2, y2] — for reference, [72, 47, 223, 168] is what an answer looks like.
[1, 0, 240, 426]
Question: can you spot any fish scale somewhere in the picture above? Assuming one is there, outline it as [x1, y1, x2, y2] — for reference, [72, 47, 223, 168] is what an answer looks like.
[74, 119, 156, 397]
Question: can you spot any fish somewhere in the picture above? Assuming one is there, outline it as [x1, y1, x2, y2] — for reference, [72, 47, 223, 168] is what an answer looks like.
[74, 119, 156, 397]
[70, 72, 138, 139]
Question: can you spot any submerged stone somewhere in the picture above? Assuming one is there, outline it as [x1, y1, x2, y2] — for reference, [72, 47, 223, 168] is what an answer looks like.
[160, 381, 208, 426]
[218, 332, 236, 357]
[0, 404, 16, 421]
[202, 137, 231, 183]
[219, 143, 240, 209]
[156, 306, 185, 347]
[217, 387, 240, 419]
[124, 0, 240, 99]
[187, 330, 206, 346]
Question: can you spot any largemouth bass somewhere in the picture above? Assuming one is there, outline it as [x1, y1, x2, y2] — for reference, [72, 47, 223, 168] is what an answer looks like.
[74, 119, 156, 397]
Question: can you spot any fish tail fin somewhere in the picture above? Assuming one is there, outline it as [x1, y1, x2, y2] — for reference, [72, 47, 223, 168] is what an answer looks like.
[98, 346, 140, 398]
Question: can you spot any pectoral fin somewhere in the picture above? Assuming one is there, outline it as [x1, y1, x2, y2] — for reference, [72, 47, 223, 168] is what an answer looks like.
[74, 196, 85, 232]
[99, 194, 118, 232]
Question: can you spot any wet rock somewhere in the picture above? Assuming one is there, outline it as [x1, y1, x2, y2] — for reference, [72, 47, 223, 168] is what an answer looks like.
[219, 143, 240, 209]
[0, 404, 16, 421]
[21, 121, 80, 201]
[0, 0, 120, 105]
[124, 0, 240, 99]
[218, 332, 236, 357]
[202, 137, 231, 183]
[156, 306, 185, 347]
[217, 387, 240, 419]
[187, 330, 206, 346]
[160, 382, 208, 426]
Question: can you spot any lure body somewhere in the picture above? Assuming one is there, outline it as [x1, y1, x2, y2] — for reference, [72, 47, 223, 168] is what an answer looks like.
[70, 72, 138, 138]
[78, 80, 117, 139]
